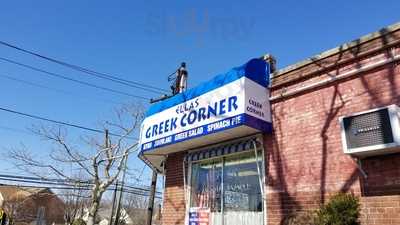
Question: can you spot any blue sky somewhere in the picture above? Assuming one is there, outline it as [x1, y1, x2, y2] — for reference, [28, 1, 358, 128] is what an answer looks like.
[0, 0, 399, 185]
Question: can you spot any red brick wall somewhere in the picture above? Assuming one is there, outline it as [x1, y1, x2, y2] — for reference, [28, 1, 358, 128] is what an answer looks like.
[266, 44, 400, 225]
[162, 152, 186, 225]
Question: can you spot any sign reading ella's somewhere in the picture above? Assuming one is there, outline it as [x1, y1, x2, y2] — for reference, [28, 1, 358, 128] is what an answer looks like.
[139, 58, 272, 154]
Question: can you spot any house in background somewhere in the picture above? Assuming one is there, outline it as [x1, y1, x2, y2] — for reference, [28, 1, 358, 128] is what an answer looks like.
[0, 185, 65, 225]
[81, 207, 133, 225]
[80, 204, 162, 225]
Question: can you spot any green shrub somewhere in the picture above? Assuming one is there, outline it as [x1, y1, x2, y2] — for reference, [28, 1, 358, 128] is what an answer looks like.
[315, 193, 360, 225]
[72, 218, 86, 225]
[284, 211, 317, 225]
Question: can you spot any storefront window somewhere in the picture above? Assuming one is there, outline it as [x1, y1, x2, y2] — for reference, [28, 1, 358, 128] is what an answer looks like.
[189, 151, 264, 225]
[223, 153, 262, 212]
[190, 159, 222, 212]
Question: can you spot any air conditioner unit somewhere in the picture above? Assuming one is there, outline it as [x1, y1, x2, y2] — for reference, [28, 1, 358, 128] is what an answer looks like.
[339, 104, 400, 158]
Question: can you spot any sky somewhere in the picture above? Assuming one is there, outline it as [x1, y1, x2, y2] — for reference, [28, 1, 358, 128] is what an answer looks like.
[0, 0, 399, 186]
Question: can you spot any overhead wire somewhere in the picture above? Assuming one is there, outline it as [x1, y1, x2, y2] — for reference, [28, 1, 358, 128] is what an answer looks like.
[0, 57, 150, 100]
[0, 173, 160, 194]
[0, 73, 122, 105]
[0, 183, 161, 198]
[0, 41, 167, 196]
[0, 175, 158, 194]
[0, 40, 169, 94]
[0, 106, 138, 140]
[0, 173, 162, 198]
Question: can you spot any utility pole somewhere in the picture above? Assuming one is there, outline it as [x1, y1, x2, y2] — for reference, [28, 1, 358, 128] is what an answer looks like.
[109, 181, 118, 225]
[106, 129, 118, 225]
[35, 207, 45, 225]
[114, 157, 128, 225]
[175, 62, 188, 94]
[146, 171, 157, 225]
[147, 62, 188, 225]
[151, 62, 188, 103]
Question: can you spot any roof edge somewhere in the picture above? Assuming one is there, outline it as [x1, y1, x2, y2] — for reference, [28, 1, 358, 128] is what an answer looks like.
[273, 22, 400, 78]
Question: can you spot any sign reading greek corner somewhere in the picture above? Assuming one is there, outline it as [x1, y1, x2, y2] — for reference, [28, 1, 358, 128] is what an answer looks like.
[139, 58, 272, 157]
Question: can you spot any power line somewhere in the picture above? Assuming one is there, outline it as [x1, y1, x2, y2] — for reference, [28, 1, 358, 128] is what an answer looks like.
[0, 57, 150, 101]
[0, 106, 137, 140]
[0, 74, 122, 105]
[0, 183, 161, 198]
[0, 176, 156, 194]
[0, 174, 162, 197]
[0, 174, 160, 194]
[0, 40, 169, 94]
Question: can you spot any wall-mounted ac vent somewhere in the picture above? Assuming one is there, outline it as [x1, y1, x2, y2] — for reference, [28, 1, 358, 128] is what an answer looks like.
[339, 105, 400, 158]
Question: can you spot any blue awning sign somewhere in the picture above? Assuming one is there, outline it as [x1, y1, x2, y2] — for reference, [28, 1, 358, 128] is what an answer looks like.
[138, 58, 272, 171]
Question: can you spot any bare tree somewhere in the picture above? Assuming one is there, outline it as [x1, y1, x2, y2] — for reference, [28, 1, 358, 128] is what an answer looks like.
[9, 104, 144, 225]
[60, 185, 91, 225]
[124, 194, 148, 225]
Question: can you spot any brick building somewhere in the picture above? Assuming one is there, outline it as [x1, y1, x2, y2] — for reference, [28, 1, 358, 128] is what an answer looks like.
[140, 22, 400, 225]
[0, 185, 65, 225]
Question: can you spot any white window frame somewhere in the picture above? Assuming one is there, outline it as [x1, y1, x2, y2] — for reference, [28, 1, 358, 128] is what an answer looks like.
[183, 135, 267, 225]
